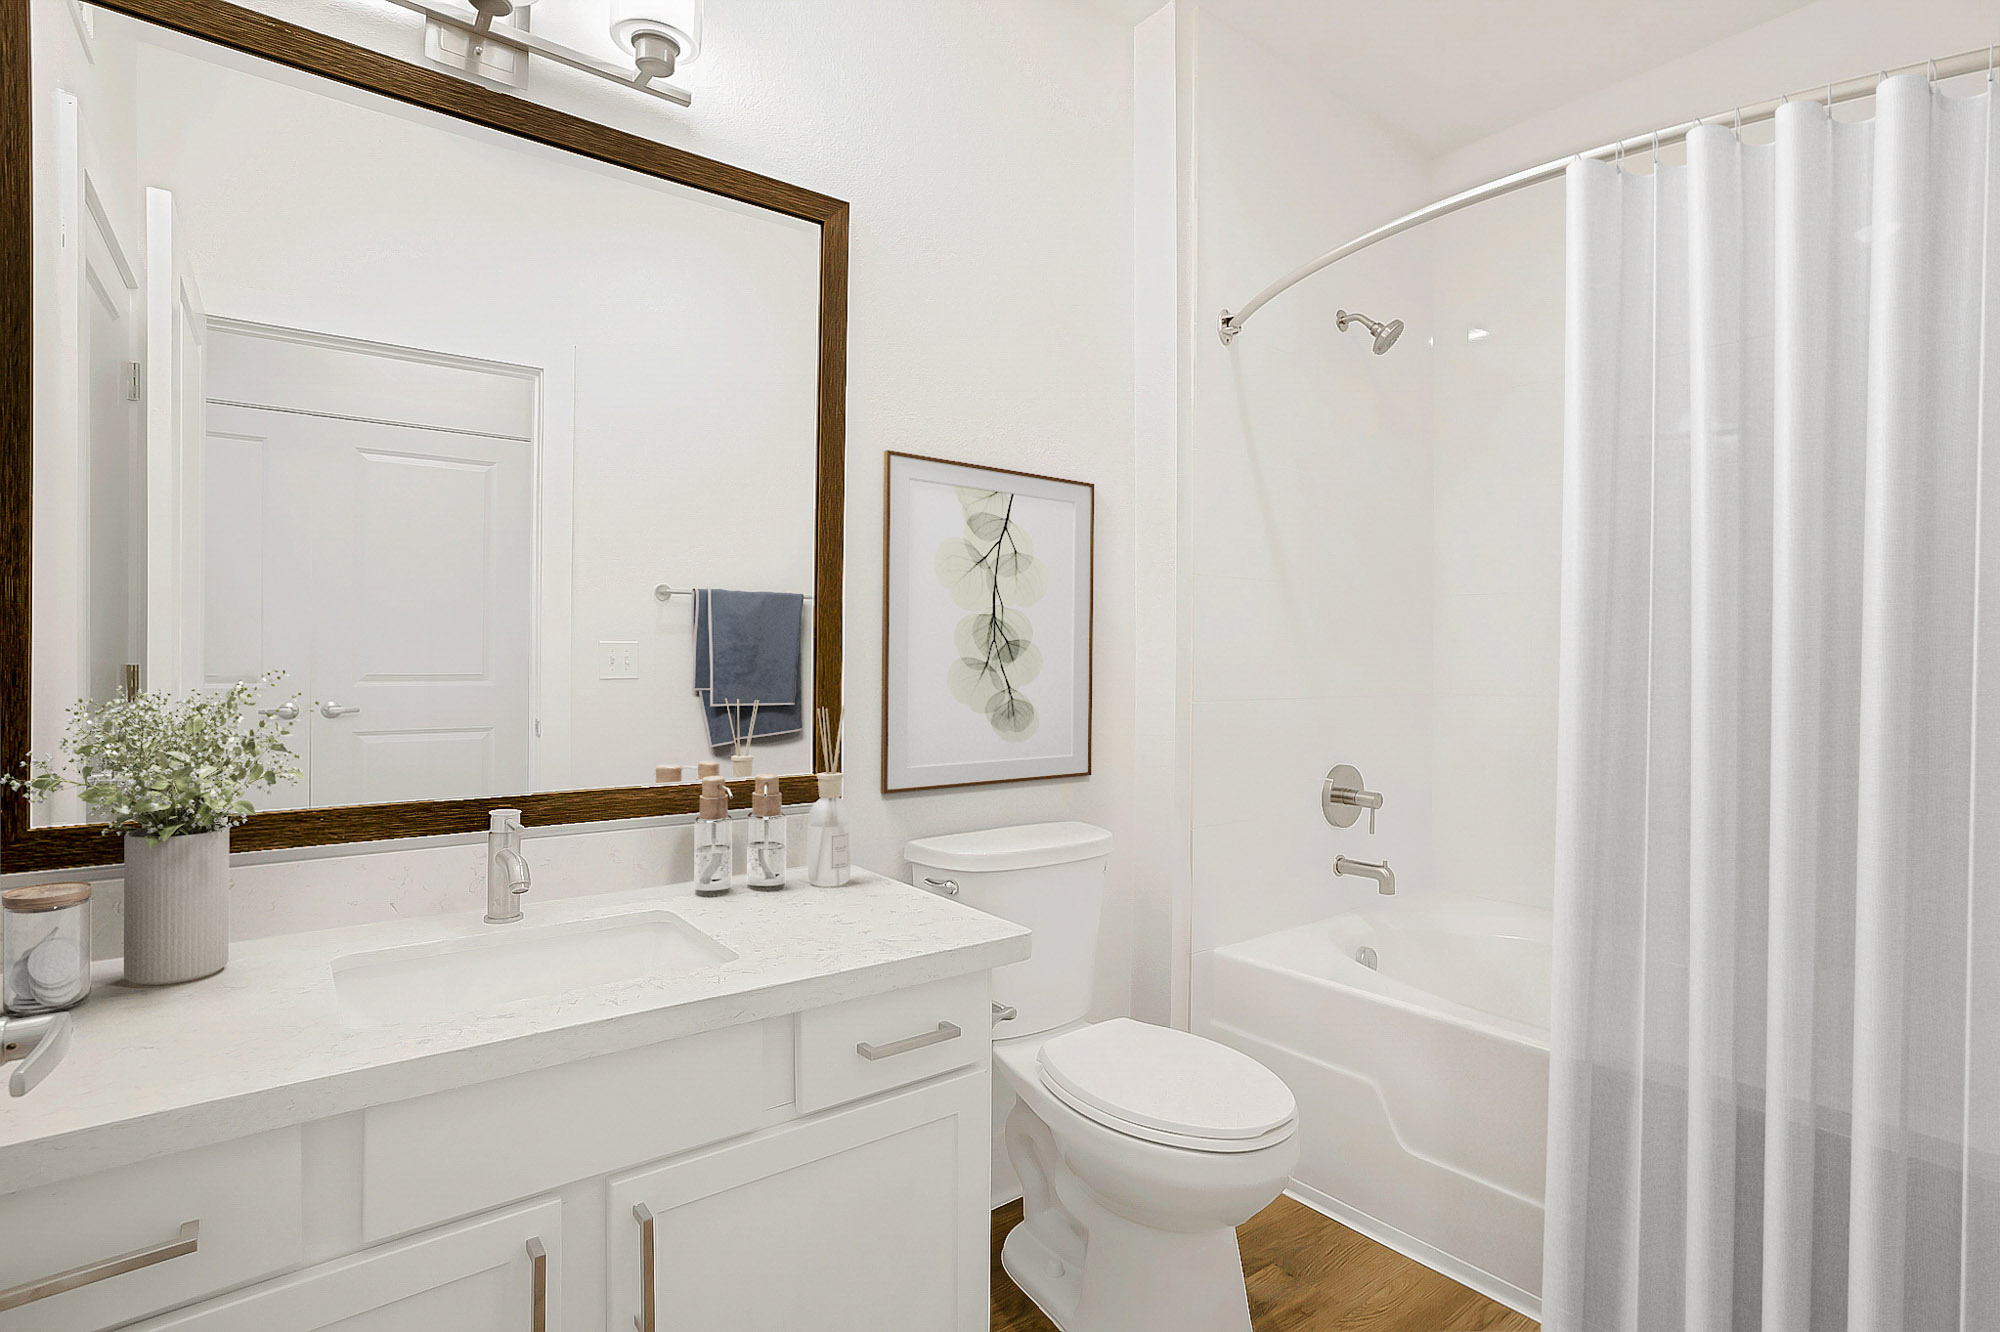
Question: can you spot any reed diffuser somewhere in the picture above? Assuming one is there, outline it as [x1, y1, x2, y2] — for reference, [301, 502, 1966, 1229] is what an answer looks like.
[724, 700, 760, 778]
[806, 707, 849, 886]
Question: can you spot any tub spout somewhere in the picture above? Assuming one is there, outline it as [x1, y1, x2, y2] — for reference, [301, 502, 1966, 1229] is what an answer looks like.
[1335, 855, 1395, 895]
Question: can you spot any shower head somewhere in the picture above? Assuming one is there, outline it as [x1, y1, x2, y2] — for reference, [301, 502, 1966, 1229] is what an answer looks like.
[1336, 309, 1403, 355]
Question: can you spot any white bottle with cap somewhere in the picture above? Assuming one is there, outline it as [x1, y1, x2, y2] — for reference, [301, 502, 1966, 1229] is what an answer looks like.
[805, 772, 850, 886]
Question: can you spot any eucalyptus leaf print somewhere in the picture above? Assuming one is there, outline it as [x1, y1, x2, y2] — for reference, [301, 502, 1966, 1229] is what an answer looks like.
[937, 486, 1045, 741]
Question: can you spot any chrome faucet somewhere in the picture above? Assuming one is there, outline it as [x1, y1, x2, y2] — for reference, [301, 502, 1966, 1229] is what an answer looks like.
[0, 1010, 73, 1097]
[486, 808, 532, 923]
[1335, 855, 1395, 895]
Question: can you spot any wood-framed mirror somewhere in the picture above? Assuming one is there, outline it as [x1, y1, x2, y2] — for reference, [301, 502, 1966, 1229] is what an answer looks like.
[0, 0, 847, 873]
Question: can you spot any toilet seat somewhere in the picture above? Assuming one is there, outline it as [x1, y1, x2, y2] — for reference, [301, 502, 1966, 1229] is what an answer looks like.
[1035, 1019, 1298, 1154]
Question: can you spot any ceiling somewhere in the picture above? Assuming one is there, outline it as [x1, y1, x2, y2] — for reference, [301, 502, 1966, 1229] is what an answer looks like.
[1072, 0, 1818, 157]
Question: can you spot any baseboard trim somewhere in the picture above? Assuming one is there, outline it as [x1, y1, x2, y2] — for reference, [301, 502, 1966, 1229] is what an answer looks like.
[1283, 1180, 1542, 1321]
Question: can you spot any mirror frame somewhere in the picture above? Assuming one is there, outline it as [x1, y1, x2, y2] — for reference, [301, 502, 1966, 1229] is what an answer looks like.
[0, 0, 847, 872]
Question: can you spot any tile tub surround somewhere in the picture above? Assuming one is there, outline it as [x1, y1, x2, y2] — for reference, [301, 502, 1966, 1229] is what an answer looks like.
[0, 870, 1029, 1194]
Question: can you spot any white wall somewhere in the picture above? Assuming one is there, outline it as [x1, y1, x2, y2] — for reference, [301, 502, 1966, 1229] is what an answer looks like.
[1425, 183, 1565, 910]
[1182, 7, 1437, 1008]
[15, 0, 1147, 1020]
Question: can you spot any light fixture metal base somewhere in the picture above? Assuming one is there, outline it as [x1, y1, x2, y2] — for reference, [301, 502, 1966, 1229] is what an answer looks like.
[388, 0, 693, 108]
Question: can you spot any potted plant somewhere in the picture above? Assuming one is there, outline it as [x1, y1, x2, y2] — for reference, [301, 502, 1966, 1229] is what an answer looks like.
[3, 675, 301, 985]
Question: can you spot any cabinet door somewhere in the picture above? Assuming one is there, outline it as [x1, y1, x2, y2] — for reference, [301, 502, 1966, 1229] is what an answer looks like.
[127, 1198, 560, 1332]
[609, 1069, 989, 1332]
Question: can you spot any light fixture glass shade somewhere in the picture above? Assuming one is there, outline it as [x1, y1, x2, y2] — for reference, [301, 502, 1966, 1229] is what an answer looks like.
[608, 0, 702, 66]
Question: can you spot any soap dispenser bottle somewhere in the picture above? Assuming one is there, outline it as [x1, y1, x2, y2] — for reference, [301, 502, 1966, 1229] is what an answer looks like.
[746, 776, 787, 891]
[805, 772, 851, 887]
[694, 775, 733, 896]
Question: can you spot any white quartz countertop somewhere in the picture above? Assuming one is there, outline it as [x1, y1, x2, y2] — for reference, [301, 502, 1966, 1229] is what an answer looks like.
[0, 869, 1029, 1193]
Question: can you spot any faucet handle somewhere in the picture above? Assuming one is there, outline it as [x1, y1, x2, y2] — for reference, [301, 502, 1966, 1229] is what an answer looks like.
[1322, 764, 1384, 832]
[490, 807, 524, 834]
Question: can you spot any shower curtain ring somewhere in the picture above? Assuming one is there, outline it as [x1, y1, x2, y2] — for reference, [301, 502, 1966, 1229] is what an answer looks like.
[1929, 58, 1939, 85]
[1651, 130, 1660, 169]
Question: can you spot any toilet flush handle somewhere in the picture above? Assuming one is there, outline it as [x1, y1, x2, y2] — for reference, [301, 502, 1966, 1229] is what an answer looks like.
[921, 876, 960, 896]
[992, 1001, 1018, 1026]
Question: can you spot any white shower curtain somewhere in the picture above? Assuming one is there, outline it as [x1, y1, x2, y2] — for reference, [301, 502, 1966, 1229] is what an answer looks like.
[1545, 74, 1999, 1332]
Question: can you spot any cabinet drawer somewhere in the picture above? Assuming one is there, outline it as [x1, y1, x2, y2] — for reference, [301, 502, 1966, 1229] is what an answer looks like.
[362, 1020, 770, 1240]
[0, 1129, 304, 1332]
[796, 973, 990, 1114]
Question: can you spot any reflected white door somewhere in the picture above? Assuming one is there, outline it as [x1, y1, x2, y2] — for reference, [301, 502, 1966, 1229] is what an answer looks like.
[143, 188, 206, 698]
[204, 404, 533, 808]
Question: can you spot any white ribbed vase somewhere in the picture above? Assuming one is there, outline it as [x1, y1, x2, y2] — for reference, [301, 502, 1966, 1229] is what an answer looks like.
[121, 829, 229, 985]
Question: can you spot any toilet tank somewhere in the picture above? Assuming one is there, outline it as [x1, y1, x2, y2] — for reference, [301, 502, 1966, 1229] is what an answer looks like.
[905, 822, 1111, 1038]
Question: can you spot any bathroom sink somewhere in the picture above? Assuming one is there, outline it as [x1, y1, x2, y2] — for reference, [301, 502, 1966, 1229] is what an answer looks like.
[332, 911, 737, 1027]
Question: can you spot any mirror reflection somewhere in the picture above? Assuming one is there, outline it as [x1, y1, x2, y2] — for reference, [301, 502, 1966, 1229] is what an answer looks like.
[28, 5, 821, 826]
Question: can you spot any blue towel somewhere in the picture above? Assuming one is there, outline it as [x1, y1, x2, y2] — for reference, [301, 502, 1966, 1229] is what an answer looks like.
[693, 588, 805, 751]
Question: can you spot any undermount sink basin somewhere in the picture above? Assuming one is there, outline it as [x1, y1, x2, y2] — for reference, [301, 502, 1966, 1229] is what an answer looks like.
[332, 911, 737, 1027]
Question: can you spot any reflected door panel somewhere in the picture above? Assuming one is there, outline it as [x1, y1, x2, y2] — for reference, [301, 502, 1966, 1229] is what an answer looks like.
[203, 331, 534, 810]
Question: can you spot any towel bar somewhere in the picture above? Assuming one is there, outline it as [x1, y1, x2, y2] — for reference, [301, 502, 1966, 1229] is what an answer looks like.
[656, 583, 814, 603]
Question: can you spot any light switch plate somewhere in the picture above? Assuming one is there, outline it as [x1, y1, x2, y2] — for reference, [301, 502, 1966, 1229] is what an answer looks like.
[599, 640, 639, 680]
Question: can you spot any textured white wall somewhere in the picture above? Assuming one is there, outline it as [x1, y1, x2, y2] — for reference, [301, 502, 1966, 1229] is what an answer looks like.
[1424, 183, 1565, 911]
[15, 0, 1147, 1019]
[1182, 8, 1436, 1007]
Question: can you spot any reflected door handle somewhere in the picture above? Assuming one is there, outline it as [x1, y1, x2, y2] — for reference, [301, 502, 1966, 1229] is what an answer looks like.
[259, 702, 300, 721]
[319, 702, 361, 719]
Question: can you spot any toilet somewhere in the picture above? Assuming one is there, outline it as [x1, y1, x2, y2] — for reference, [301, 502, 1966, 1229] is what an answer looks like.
[906, 823, 1299, 1332]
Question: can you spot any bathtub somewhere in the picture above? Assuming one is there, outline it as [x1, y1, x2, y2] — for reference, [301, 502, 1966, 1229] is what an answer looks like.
[1201, 896, 1549, 1317]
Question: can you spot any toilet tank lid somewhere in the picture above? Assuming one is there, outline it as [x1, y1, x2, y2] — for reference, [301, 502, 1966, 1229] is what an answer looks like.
[904, 822, 1111, 873]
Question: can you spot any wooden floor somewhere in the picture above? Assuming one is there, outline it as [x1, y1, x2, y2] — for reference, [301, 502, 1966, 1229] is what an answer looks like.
[991, 1196, 1539, 1332]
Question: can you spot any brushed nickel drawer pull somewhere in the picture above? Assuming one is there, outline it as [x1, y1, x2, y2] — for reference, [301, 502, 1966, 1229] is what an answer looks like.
[633, 1202, 656, 1332]
[856, 1020, 961, 1061]
[526, 1236, 548, 1332]
[0, 1220, 200, 1312]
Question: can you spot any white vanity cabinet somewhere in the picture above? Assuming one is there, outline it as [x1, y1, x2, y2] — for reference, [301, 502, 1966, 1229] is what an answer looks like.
[0, 972, 996, 1332]
[609, 1072, 989, 1331]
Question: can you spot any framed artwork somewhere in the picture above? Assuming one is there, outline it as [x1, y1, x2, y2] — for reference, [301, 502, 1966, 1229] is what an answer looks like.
[882, 453, 1094, 792]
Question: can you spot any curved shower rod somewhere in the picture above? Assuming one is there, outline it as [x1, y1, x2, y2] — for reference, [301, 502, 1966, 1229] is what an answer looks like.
[1217, 43, 1999, 345]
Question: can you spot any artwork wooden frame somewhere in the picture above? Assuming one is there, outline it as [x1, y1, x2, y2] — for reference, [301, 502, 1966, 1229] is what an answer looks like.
[882, 452, 1092, 793]
[0, 0, 848, 872]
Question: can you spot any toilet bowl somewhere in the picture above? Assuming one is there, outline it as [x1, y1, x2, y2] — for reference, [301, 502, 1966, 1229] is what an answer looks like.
[906, 823, 1300, 1332]
[994, 1019, 1299, 1332]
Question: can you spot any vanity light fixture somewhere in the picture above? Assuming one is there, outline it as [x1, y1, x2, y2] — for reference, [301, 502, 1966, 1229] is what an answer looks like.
[381, 0, 695, 108]
[609, 0, 703, 86]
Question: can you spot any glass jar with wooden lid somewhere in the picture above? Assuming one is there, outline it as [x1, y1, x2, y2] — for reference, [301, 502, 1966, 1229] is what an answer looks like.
[2, 882, 92, 1014]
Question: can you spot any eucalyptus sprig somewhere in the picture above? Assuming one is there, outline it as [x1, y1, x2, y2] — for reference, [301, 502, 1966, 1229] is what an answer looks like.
[2, 674, 303, 842]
